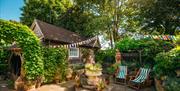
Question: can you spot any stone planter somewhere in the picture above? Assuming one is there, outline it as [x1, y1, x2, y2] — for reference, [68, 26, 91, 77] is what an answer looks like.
[175, 69, 180, 77]
[54, 79, 60, 84]
[24, 80, 37, 91]
[154, 78, 165, 91]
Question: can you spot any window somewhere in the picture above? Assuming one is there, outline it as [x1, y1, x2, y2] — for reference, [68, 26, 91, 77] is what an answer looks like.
[69, 48, 79, 57]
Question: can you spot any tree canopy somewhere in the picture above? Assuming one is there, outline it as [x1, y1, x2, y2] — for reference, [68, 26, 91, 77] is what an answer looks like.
[20, 0, 179, 44]
[20, 0, 72, 26]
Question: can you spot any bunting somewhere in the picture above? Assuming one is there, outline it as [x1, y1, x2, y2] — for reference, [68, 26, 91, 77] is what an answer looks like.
[124, 31, 177, 41]
[49, 36, 98, 48]
[130, 32, 177, 41]
[143, 35, 177, 40]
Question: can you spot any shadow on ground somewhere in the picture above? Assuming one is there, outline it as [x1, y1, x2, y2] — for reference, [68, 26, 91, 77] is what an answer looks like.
[0, 80, 156, 91]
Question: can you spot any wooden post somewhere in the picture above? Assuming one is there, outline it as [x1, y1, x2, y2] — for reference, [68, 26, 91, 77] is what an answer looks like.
[139, 50, 142, 65]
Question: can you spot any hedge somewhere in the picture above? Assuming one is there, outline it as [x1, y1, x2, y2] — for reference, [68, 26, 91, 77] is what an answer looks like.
[0, 19, 43, 81]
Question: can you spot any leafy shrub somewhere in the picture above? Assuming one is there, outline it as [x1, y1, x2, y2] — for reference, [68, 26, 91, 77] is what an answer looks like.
[154, 49, 180, 78]
[95, 49, 115, 74]
[164, 77, 180, 91]
[7, 79, 14, 89]
[0, 49, 10, 64]
[115, 37, 174, 67]
[121, 60, 141, 71]
[42, 47, 68, 83]
[115, 37, 142, 52]
[0, 19, 43, 81]
[106, 65, 116, 75]
[0, 64, 8, 73]
[71, 64, 84, 70]
[95, 49, 115, 64]
[0, 49, 9, 74]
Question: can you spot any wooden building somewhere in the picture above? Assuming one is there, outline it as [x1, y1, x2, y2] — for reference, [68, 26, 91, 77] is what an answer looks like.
[30, 19, 101, 64]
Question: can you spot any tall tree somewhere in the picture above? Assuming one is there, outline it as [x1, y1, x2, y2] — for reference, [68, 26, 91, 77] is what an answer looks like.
[20, 0, 72, 26]
[57, 0, 109, 37]
[20, 0, 105, 37]
[127, 0, 180, 35]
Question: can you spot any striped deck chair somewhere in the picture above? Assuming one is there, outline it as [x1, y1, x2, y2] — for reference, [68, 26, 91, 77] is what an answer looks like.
[128, 68, 151, 89]
[115, 66, 128, 84]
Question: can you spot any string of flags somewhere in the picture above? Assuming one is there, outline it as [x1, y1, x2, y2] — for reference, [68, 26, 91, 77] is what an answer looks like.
[49, 36, 98, 48]
[121, 31, 177, 41]
[131, 33, 177, 41]
[144, 35, 177, 40]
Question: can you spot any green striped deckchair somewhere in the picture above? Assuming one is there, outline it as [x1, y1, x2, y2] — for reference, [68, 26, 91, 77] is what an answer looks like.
[131, 68, 150, 83]
[115, 66, 127, 84]
[117, 66, 127, 79]
[129, 68, 151, 89]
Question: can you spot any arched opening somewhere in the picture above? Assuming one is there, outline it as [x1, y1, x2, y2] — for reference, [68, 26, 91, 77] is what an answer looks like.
[0, 19, 43, 81]
[9, 52, 22, 80]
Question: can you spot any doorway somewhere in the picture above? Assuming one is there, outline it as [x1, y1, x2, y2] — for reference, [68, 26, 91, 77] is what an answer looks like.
[9, 53, 22, 80]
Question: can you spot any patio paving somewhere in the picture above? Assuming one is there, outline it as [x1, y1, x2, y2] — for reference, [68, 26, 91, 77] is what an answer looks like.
[76, 83, 156, 91]
[0, 81, 15, 91]
[107, 84, 155, 91]
[0, 80, 156, 91]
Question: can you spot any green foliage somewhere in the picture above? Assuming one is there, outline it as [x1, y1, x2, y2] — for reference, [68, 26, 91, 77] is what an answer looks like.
[140, 0, 179, 34]
[71, 64, 84, 70]
[95, 49, 115, 64]
[175, 35, 180, 46]
[106, 66, 115, 75]
[115, 37, 174, 66]
[118, 0, 179, 35]
[7, 79, 14, 89]
[42, 47, 68, 83]
[57, 0, 109, 37]
[20, 0, 72, 26]
[115, 37, 142, 52]
[20, 0, 179, 45]
[164, 77, 180, 91]
[154, 49, 180, 78]
[121, 60, 140, 71]
[20, 0, 103, 37]
[0, 64, 8, 74]
[0, 19, 43, 81]
[0, 49, 10, 64]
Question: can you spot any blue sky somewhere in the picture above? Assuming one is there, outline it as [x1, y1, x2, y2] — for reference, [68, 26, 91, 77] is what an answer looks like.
[0, 0, 24, 21]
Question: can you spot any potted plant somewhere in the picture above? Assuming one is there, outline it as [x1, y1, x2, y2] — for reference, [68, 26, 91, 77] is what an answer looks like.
[75, 74, 80, 87]
[54, 70, 60, 84]
[24, 80, 36, 91]
[36, 76, 43, 88]
[66, 67, 73, 80]
[96, 79, 106, 91]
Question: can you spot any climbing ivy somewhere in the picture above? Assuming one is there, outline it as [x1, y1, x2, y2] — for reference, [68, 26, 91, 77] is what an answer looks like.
[42, 47, 68, 83]
[0, 19, 44, 81]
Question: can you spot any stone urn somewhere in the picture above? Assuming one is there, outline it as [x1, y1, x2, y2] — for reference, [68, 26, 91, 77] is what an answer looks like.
[24, 81, 36, 91]
[66, 68, 73, 80]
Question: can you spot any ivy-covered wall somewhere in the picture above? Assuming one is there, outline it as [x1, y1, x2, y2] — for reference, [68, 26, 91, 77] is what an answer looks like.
[0, 19, 44, 81]
[42, 47, 68, 83]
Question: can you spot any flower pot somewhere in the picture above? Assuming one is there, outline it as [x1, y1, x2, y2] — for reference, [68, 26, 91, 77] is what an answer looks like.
[154, 78, 165, 91]
[54, 79, 60, 84]
[24, 84, 36, 91]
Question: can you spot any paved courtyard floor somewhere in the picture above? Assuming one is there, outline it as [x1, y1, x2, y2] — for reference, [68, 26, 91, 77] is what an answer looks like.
[0, 80, 156, 91]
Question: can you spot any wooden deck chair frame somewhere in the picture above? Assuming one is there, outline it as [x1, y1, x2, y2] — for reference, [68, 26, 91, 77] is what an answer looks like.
[128, 68, 151, 90]
[115, 66, 128, 84]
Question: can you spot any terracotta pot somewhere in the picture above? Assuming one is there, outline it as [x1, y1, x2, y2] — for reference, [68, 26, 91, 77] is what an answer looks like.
[24, 84, 36, 91]
[54, 79, 60, 84]
[35, 82, 41, 88]
[154, 78, 165, 91]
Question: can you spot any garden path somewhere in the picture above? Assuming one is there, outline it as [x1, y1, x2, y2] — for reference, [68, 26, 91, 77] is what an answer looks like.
[0, 81, 14, 91]
[0, 80, 156, 91]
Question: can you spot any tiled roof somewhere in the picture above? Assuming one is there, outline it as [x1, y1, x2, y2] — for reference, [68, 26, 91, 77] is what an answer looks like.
[34, 19, 100, 48]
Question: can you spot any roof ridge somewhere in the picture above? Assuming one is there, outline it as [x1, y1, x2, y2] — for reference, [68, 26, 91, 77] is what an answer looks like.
[35, 19, 81, 37]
